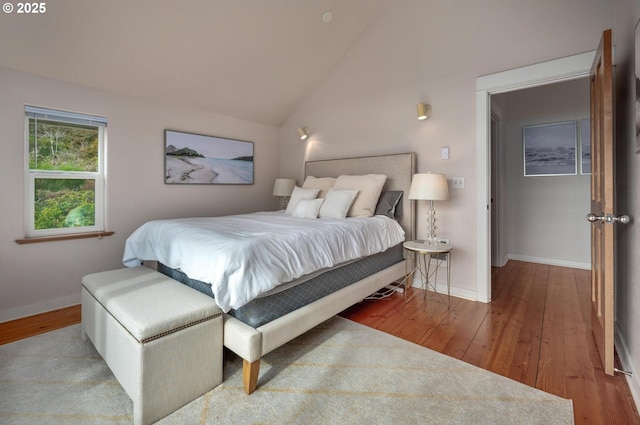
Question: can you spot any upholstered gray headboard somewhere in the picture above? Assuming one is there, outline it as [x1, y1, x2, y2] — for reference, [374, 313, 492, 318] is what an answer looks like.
[305, 152, 415, 241]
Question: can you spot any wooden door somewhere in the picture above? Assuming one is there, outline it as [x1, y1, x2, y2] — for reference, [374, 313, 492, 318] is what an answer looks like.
[589, 29, 615, 375]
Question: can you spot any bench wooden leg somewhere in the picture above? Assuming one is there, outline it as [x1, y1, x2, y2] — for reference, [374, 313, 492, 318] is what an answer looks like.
[242, 359, 260, 394]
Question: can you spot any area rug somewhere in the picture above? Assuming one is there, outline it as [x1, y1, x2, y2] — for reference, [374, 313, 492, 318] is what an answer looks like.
[0, 316, 573, 424]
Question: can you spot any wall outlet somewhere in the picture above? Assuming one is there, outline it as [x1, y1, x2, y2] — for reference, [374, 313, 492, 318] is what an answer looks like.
[451, 177, 464, 189]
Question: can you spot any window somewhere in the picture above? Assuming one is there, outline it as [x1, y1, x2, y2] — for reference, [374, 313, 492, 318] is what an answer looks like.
[24, 106, 107, 238]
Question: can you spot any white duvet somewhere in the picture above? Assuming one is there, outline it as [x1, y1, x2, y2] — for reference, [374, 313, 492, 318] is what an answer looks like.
[122, 211, 404, 312]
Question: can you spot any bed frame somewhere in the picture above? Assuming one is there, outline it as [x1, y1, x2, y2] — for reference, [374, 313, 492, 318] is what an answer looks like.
[222, 152, 416, 394]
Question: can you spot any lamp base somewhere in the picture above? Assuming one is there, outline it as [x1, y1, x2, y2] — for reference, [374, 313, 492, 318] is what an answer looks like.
[425, 200, 439, 244]
[280, 197, 289, 210]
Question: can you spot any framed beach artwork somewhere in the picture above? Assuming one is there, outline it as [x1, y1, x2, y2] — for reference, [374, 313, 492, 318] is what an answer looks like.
[164, 130, 254, 184]
[579, 118, 591, 174]
[523, 121, 577, 176]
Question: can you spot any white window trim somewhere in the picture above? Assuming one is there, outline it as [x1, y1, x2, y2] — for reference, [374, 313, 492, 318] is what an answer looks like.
[24, 108, 107, 238]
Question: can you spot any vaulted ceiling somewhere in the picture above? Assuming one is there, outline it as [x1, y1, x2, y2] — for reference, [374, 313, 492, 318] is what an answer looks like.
[0, 0, 388, 126]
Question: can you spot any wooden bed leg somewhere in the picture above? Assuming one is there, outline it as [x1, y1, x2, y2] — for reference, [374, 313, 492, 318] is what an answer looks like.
[242, 359, 260, 395]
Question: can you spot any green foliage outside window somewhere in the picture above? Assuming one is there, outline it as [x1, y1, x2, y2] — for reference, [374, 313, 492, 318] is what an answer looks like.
[29, 119, 98, 171]
[34, 179, 95, 230]
[29, 119, 99, 230]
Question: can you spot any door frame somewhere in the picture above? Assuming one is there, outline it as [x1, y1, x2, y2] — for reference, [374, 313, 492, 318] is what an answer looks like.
[475, 51, 597, 302]
[490, 111, 502, 267]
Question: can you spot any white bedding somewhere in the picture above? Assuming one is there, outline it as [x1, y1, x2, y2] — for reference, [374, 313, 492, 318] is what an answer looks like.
[122, 211, 404, 312]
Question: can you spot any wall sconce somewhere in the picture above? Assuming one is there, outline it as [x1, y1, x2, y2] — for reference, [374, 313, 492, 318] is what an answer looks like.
[273, 178, 296, 209]
[297, 127, 310, 140]
[417, 103, 432, 120]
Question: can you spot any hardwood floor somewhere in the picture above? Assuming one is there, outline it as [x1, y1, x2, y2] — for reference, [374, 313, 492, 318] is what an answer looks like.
[340, 260, 640, 425]
[0, 304, 80, 344]
[1, 261, 637, 424]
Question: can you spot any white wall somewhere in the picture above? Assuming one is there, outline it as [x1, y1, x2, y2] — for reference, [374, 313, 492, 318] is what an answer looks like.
[0, 68, 281, 321]
[496, 79, 591, 268]
[279, 0, 613, 300]
[613, 0, 640, 408]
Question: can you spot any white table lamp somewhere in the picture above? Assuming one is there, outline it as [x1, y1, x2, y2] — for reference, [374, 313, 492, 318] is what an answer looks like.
[408, 173, 449, 243]
[273, 178, 296, 209]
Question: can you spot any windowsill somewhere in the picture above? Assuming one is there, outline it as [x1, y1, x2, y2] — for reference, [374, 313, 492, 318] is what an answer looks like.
[15, 231, 114, 245]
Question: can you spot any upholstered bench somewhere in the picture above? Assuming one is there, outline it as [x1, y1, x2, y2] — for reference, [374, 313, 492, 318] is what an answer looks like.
[81, 266, 223, 425]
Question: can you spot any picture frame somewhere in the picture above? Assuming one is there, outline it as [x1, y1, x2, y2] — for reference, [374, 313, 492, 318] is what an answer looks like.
[523, 121, 577, 176]
[579, 118, 591, 175]
[165, 130, 254, 184]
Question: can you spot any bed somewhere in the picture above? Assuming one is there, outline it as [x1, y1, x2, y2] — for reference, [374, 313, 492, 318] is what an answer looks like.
[123, 152, 415, 394]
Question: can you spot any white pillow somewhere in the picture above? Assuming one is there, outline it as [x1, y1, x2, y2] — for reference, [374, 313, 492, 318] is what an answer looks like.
[292, 198, 324, 219]
[319, 188, 359, 219]
[302, 176, 337, 198]
[333, 174, 387, 217]
[285, 186, 319, 215]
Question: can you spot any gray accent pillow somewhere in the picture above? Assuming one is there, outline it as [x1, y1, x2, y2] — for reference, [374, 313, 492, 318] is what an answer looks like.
[374, 191, 403, 218]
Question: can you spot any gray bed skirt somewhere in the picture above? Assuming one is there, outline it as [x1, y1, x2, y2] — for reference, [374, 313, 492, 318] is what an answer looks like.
[157, 244, 403, 328]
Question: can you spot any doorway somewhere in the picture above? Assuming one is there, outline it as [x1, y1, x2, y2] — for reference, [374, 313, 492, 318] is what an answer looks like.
[490, 80, 591, 271]
[475, 51, 596, 303]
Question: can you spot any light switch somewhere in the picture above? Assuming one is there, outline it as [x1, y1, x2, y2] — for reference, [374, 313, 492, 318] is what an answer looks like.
[441, 146, 450, 160]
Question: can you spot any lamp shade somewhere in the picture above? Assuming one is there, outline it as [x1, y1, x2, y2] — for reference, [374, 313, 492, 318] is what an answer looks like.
[272, 178, 296, 197]
[408, 173, 449, 201]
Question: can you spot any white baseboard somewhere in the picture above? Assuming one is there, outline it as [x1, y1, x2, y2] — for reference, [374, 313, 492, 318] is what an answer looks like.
[0, 293, 80, 323]
[615, 322, 640, 414]
[491, 254, 509, 268]
[410, 276, 477, 302]
[506, 254, 591, 270]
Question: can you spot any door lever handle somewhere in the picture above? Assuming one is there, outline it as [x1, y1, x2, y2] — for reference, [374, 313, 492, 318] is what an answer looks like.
[586, 213, 630, 224]
[587, 213, 605, 223]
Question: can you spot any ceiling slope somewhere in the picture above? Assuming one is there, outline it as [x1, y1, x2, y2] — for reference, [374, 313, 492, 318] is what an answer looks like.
[0, 0, 387, 126]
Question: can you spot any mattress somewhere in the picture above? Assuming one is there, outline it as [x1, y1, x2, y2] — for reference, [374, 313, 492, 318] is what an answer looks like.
[123, 211, 405, 312]
[158, 244, 403, 328]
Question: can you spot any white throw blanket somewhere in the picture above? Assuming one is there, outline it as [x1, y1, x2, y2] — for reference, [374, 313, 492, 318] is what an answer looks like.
[122, 211, 405, 312]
